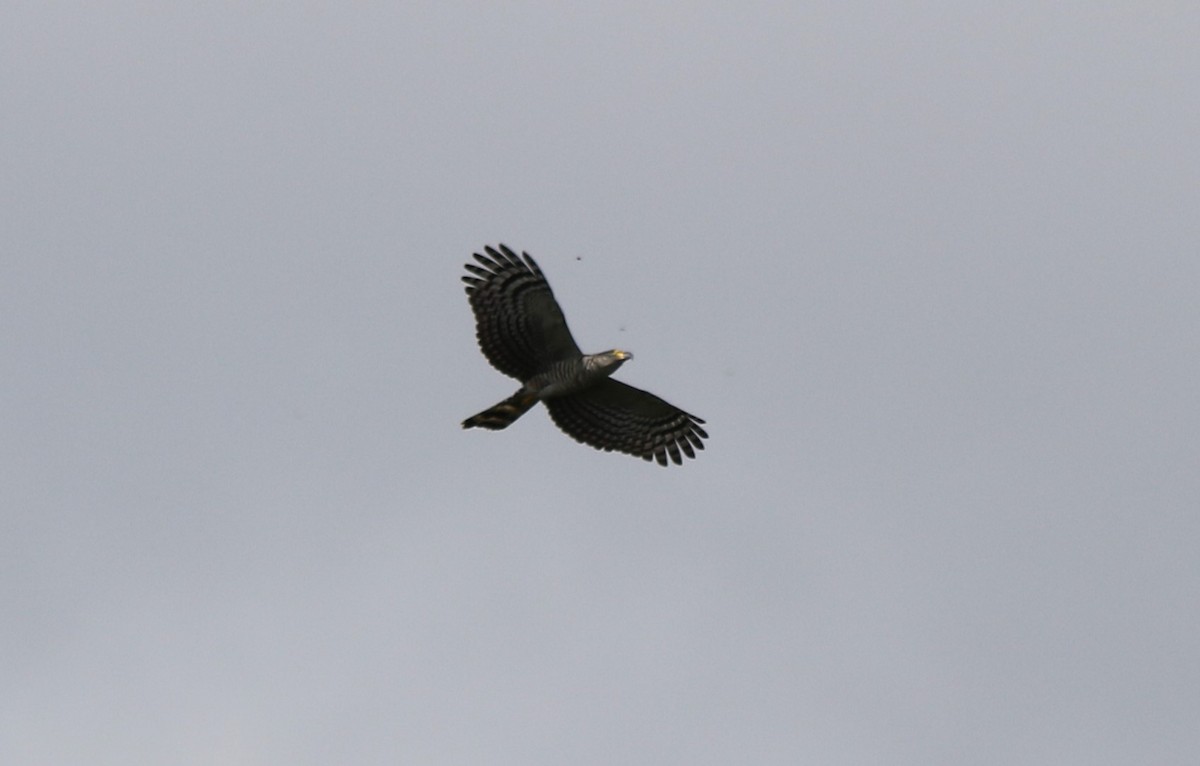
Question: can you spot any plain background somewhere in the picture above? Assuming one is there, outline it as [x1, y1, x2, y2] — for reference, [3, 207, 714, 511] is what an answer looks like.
[3, 4, 1197, 764]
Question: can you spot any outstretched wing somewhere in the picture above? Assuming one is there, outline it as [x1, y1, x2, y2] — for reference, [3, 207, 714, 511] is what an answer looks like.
[462, 245, 582, 381]
[545, 379, 708, 466]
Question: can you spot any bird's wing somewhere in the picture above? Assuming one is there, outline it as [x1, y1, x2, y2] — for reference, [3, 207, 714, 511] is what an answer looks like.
[462, 245, 582, 380]
[545, 379, 707, 466]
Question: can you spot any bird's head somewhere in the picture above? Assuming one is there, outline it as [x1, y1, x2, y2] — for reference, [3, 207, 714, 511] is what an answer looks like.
[581, 349, 632, 378]
[598, 349, 632, 371]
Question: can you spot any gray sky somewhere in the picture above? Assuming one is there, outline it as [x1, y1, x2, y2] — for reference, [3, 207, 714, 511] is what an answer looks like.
[3, 4, 1198, 764]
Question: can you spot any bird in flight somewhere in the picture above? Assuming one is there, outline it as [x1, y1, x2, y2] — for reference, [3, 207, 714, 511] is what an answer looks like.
[461, 245, 707, 466]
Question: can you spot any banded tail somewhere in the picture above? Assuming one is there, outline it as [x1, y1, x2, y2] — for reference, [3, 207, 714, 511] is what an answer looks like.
[462, 391, 538, 430]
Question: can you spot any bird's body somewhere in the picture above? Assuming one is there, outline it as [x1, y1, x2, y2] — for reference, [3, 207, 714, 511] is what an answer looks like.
[461, 245, 707, 465]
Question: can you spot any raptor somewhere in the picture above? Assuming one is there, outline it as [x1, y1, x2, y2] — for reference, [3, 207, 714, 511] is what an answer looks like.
[461, 245, 707, 466]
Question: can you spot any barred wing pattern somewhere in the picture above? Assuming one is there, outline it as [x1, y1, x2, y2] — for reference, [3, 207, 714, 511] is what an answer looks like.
[545, 379, 708, 466]
[462, 245, 581, 381]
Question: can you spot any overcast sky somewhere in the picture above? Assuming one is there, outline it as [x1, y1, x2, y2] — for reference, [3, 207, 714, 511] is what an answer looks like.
[3, 4, 1198, 765]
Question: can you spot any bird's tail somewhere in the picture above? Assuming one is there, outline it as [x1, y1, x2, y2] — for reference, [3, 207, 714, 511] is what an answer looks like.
[462, 390, 538, 430]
